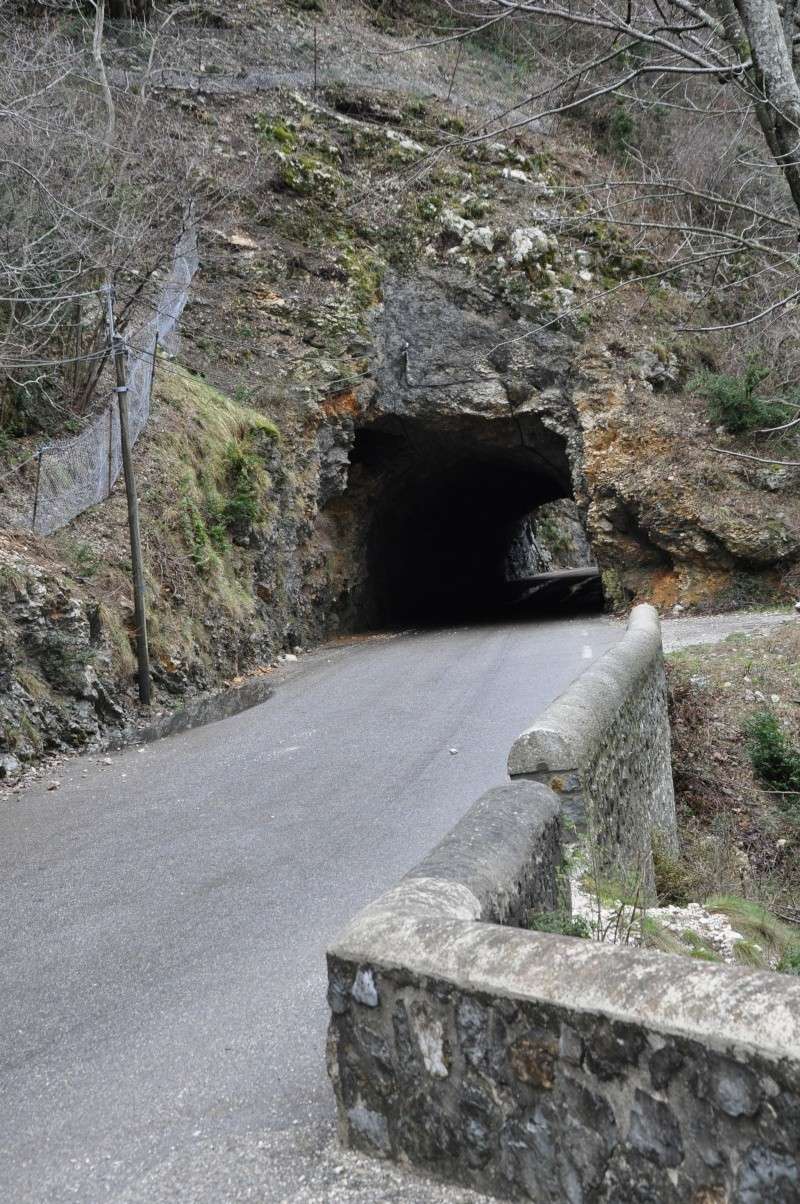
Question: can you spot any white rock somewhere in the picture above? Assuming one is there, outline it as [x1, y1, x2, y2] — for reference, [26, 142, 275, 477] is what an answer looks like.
[441, 209, 475, 240]
[575, 249, 592, 268]
[554, 287, 574, 307]
[578, 269, 594, 283]
[385, 128, 425, 154]
[466, 226, 495, 252]
[509, 226, 549, 265]
[0, 754, 22, 783]
[411, 1012, 449, 1078]
[502, 167, 530, 183]
[351, 968, 379, 1008]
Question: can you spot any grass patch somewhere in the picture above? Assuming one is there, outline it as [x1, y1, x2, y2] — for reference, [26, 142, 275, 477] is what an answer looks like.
[707, 895, 800, 966]
[140, 365, 279, 674]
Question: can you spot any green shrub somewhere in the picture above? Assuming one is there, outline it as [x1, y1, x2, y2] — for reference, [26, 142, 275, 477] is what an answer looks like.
[528, 910, 591, 939]
[690, 357, 793, 433]
[745, 710, 800, 801]
[680, 929, 722, 962]
[255, 117, 296, 148]
[179, 487, 218, 569]
[221, 441, 265, 539]
[652, 839, 691, 905]
[609, 104, 636, 155]
[777, 946, 800, 976]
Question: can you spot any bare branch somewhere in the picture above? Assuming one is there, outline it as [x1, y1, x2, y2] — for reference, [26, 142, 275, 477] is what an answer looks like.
[680, 288, 800, 330]
[711, 447, 800, 464]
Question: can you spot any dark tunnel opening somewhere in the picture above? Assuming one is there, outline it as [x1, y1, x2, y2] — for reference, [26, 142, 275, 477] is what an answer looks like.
[349, 417, 603, 628]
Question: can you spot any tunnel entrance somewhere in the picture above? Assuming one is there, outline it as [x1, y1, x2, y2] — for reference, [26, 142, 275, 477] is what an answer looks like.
[344, 414, 601, 628]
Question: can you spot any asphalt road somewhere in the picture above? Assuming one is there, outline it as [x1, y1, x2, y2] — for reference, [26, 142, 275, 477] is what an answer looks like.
[2, 608, 792, 1202]
[0, 613, 630, 1202]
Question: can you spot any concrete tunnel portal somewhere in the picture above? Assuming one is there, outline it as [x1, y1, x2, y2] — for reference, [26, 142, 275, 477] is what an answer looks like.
[342, 414, 602, 628]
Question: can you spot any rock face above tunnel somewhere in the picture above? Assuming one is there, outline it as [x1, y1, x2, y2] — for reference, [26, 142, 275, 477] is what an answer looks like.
[373, 271, 577, 421]
[307, 270, 596, 628]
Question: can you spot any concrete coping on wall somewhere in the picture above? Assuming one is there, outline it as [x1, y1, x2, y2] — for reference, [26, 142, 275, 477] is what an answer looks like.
[332, 905, 800, 1061]
[329, 782, 800, 1062]
[507, 602, 663, 776]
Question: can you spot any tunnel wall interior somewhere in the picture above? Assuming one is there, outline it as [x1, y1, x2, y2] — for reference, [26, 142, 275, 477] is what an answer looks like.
[343, 415, 599, 627]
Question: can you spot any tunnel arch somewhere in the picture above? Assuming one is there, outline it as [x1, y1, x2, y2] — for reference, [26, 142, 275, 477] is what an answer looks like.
[343, 413, 596, 627]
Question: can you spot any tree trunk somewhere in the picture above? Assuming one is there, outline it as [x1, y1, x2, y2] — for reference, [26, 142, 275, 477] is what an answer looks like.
[734, 0, 800, 218]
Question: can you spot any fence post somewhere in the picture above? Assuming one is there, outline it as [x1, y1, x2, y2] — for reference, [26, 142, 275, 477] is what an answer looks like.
[106, 287, 152, 706]
[147, 331, 159, 417]
[107, 406, 114, 494]
[71, 297, 82, 404]
[31, 447, 45, 534]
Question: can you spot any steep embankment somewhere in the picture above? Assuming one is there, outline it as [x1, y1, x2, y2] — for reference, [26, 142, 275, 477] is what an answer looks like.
[1, 0, 798, 778]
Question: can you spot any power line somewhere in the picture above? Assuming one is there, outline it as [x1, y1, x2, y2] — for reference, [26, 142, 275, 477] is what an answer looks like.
[0, 347, 110, 371]
[0, 286, 106, 304]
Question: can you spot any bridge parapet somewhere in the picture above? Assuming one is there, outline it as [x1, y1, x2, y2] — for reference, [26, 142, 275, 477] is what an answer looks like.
[326, 606, 800, 1202]
[508, 602, 677, 901]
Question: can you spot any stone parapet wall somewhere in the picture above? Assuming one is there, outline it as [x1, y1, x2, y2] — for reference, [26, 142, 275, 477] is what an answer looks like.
[326, 606, 800, 1201]
[508, 603, 677, 899]
[328, 902, 800, 1201]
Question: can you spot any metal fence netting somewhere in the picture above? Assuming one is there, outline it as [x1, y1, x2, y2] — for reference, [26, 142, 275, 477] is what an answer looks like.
[24, 225, 198, 536]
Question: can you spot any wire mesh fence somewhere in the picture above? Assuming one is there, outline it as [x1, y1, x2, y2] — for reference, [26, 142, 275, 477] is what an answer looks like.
[2, 225, 198, 537]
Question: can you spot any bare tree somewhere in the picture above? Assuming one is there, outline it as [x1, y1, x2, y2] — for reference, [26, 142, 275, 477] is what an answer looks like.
[0, 11, 196, 434]
[410, 0, 800, 328]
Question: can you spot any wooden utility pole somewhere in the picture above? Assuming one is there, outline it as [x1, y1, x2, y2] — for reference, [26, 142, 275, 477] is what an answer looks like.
[106, 287, 151, 705]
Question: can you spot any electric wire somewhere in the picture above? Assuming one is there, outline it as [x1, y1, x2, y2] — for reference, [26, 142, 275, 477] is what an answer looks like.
[0, 285, 106, 304]
[0, 347, 111, 371]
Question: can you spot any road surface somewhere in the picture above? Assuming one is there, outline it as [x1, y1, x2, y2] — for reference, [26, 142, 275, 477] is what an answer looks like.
[0, 608, 793, 1202]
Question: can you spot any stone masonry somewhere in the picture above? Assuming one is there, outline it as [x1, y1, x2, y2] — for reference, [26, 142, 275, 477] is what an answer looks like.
[326, 607, 800, 1201]
[508, 604, 677, 900]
